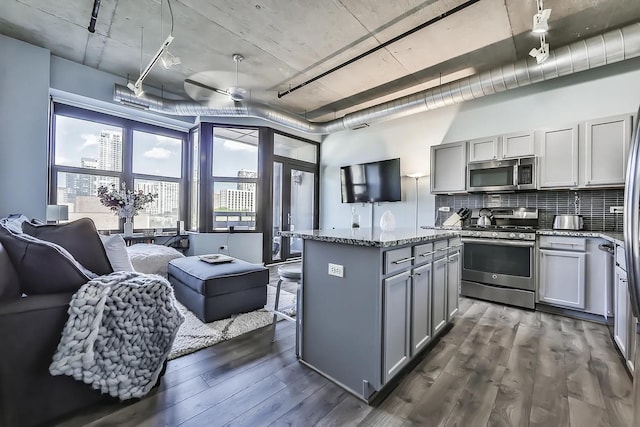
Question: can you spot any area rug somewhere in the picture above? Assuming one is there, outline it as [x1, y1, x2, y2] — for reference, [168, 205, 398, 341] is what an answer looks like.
[168, 285, 296, 360]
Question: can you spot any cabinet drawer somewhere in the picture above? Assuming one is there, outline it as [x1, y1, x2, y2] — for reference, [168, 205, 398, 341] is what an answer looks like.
[413, 243, 434, 264]
[433, 240, 450, 260]
[616, 245, 626, 271]
[384, 247, 413, 274]
[448, 237, 462, 254]
[539, 236, 586, 251]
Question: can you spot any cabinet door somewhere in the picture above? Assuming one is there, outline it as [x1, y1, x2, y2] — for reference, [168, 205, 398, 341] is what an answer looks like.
[502, 131, 534, 158]
[584, 114, 633, 186]
[432, 257, 447, 336]
[468, 137, 498, 162]
[383, 271, 411, 383]
[430, 141, 467, 194]
[411, 263, 432, 356]
[614, 266, 629, 359]
[538, 249, 586, 309]
[447, 252, 460, 320]
[537, 125, 579, 188]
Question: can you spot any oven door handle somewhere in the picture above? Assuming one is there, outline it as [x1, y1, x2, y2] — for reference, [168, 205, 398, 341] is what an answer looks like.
[461, 238, 535, 248]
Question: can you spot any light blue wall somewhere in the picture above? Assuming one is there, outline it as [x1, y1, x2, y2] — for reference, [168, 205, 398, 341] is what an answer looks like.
[320, 57, 640, 230]
[0, 34, 50, 220]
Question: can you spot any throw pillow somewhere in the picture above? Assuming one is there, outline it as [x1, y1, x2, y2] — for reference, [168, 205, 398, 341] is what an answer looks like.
[22, 218, 113, 276]
[0, 224, 94, 295]
[99, 234, 135, 272]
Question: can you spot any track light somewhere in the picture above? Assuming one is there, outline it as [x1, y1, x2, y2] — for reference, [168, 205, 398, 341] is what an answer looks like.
[529, 35, 549, 64]
[532, 0, 551, 34]
[127, 81, 144, 97]
[160, 49, 181, 69]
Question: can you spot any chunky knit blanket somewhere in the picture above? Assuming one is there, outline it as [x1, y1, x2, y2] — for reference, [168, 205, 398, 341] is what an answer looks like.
[49, 271, 184, 400]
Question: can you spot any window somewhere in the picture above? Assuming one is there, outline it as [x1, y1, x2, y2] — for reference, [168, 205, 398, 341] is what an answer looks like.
[211, 127, 259, 231]
[50, 104, 187, 232]
[190, 128, 200, 231]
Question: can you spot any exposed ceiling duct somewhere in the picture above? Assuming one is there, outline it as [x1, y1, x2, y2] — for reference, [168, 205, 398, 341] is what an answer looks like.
[114, 22, 640, 135]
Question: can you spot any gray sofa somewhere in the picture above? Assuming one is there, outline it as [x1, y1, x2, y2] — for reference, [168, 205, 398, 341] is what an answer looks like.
[0, 241, 115, 427]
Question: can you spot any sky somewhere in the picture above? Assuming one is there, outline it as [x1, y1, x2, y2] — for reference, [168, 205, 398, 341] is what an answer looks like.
[55, 115, 258, 180]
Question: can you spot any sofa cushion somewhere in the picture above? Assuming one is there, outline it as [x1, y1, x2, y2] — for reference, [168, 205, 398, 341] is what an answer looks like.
[0, 242, 20, 301]
[100, 234, 135, 272]
[0, 225, 93, 295]
[22, 218, 113, 276]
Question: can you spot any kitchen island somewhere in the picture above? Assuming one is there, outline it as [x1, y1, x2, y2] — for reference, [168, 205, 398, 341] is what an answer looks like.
[279, 227, 460, 403]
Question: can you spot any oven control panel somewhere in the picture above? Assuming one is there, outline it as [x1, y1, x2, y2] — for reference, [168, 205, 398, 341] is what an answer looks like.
[461, 230, 536, 241]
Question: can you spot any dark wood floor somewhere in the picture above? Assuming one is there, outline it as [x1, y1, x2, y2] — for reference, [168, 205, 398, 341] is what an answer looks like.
[56, 265, 634, 427]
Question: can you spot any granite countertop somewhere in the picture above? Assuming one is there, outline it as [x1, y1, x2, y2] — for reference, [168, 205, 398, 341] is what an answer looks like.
[536, 229, 624, 245]
[279, 227, 460, 248]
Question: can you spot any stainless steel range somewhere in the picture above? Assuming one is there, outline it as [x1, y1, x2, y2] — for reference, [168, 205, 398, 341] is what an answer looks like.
[460, 207, 538, 309]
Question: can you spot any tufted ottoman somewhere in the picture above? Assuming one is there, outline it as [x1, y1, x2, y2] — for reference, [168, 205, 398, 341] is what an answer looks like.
[167, 256, 268, 323]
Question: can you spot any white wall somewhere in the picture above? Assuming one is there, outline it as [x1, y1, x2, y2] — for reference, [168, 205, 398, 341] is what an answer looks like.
[0, 34, 50, 220]
[187, 232, 263, 264]
[320, 57, 640, 229]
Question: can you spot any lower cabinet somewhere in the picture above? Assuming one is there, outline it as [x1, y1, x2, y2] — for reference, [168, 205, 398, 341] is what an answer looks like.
[432, 256, 448, 336]
[383, 271, 411, 383]
[538, 248, 586, 309]
[614, 265, 629, 358]
[411, 263, 432, 356]
[447, 252, 460, 320]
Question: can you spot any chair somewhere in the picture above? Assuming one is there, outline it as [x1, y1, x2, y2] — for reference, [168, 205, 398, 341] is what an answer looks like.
[272, 264, 302, 356]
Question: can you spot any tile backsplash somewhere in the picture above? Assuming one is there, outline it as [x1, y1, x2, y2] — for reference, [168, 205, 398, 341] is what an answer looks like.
[435, 189, 624, 231]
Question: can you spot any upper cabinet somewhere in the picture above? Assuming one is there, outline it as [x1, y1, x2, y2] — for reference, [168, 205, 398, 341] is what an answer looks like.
[468, 136, 499, 162]
[537, 125, 579, 188]
[431, 141, 467, 194]
[583, 114, 633, 187]
[535, 113, 634, 190]
[468, 132, 534, 163]
[502, 131, 535, 158]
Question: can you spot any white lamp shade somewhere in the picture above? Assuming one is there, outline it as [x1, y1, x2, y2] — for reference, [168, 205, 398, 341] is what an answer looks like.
[46, 205, 69, 222]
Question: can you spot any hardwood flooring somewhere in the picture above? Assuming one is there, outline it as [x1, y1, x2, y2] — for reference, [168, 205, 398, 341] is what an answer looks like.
[56, 265, 634, 427]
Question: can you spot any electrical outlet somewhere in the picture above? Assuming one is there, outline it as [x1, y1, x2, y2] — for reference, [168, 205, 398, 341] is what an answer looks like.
[438, 207, 451, 212]
[328, 263, 344, 277]
[610, 206, 623, 214]
[219, 245, 228, 251]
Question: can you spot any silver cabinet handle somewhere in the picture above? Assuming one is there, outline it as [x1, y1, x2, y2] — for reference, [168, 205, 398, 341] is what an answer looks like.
[410, 272, 422, 278]
[448, 256, 459, 263]
[621, 278, 628, 283]
[392, 257, 415, 265]
[438, 248, 449, 252]
[420, 251, 436, 257]
[448, 244, 462, 248]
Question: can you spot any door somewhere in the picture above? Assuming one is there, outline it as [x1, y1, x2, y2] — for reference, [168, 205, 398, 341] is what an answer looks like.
[538, 125, 579, 188]
[584, 114, 632, 186]
[430, 141, 467, 194]
[539, 249, 586, 309]
[411, 263, 432, 356]
[461, 239, 534, 290]
[447, 251, 460, 320]
[502, 131, 534, 158]
[272, 161, 316, 262]
[468, 136, 498, 162]
[383, 271, 411, 383]
[432, 256, 447, 336]
[615, 265, 629, 358]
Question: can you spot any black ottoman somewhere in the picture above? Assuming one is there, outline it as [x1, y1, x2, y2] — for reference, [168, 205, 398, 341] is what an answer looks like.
[167, 256, 268, 323]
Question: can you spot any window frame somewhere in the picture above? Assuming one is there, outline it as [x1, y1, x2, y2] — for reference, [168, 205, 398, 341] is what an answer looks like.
[49, 103, 188, 233]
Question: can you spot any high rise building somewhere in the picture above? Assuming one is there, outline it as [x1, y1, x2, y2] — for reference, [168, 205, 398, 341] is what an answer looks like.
[98, 130, 122, 171]
[219, 188, 255, 212]
[237, 169, 257, 192]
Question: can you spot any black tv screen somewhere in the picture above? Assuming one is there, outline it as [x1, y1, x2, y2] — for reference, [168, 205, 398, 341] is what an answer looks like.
[340, 158, 401, 203]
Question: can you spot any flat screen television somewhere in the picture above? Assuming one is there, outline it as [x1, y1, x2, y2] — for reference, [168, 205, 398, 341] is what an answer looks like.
[340, 158, 401, 203]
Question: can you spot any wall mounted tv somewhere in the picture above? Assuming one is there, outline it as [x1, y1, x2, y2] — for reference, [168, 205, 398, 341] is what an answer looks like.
[340, 158, 401, 203]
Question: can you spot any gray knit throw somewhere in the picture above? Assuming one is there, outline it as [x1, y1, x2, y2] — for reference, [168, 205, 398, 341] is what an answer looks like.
[49, 271, 184, 400]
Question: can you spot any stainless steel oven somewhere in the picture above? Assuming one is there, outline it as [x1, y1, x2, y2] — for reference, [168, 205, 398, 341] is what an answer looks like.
[459, 207, 538, 309]
[467, 157, 536, 192]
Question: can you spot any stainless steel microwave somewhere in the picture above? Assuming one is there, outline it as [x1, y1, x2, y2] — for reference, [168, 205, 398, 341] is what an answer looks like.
[467, 157, 536, 192]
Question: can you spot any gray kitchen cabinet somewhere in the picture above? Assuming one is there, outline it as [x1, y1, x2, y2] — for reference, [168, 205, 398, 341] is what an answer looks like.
[537, 125, 579, 188]
[432, 256, 448, 336]
[446, 251, 460, 320]
[383, 271, 412, 383]
[538, 248, 586, 309]
[614, 264, 630, 360]
[583, 114, 633, 187]
[613, 244, 637, 375]
[502, 130, 534, 158]
[468, 136, 499, 162]
[411, 263, 432, 356]
[430, 141, 467, 194]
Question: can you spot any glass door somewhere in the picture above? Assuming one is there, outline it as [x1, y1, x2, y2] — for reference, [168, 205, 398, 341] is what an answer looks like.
[272, 162, 315, 262]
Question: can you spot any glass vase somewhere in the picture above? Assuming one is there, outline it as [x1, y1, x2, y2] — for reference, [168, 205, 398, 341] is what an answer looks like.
[123, 217, 133, 237]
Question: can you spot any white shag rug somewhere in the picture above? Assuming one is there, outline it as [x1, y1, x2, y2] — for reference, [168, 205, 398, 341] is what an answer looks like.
[168, 285, 296, 360]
